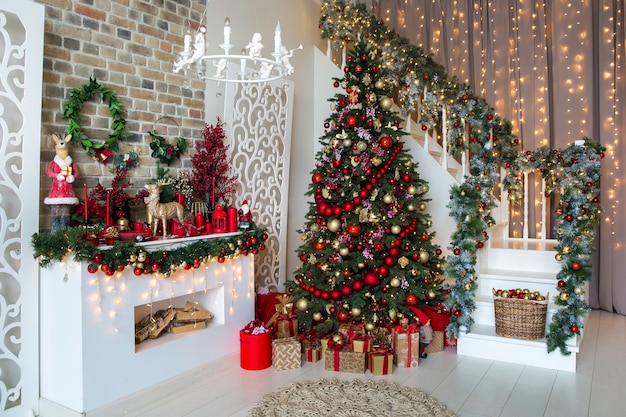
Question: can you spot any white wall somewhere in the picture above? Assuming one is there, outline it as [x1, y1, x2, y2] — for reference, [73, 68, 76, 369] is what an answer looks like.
[202, 0, 325, 289]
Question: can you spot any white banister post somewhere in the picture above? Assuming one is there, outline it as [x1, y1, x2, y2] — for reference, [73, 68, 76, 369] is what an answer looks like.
[441, 106, 447, 168]
[540, 177, 547, 239]
[523, 172, 529, 239]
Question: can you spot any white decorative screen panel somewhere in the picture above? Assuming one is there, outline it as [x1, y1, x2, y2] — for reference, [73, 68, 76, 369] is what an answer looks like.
[0, 3, 44, 416]
[224, 81, 294, 290]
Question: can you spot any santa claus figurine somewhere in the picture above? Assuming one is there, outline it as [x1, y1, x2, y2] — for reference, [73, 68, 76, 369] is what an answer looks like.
[44, 134, 79, 233]
[238, 200, 253, 230]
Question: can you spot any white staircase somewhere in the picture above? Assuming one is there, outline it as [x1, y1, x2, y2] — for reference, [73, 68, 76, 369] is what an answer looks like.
[456, 223, 584, 372]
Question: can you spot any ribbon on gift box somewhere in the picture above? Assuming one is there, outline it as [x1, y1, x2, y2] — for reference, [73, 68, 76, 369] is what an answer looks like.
[265, 294, 295, 328]
[305, 347, 321, 362]
[276, 318, 298, 338]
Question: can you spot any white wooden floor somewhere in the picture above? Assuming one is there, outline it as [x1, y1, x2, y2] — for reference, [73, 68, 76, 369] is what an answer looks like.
[93, 309, 626, 417]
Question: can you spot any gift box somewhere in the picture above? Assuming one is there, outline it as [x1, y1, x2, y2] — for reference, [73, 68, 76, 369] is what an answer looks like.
[393, 326, 420, 368]
[256, 292, 297, 335]
[423, 330, 445, 354]
[351, 336, 373, 353]
[276, 318, 298, 339]
[272, 337, 301, 370]
[324, 348, 366, 374]
[320, 337, 330, 359]
[240, 326, 272, 370]
[369, 350, 394, 376]
[338, 323, 365, 344]
[304, 346, 322, 362]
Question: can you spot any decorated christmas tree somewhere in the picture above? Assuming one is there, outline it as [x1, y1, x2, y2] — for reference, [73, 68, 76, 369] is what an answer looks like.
[285, 39, 447, 335]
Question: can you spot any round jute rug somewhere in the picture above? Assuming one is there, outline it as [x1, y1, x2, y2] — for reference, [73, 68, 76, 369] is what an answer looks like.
[247, 378, 458, 417]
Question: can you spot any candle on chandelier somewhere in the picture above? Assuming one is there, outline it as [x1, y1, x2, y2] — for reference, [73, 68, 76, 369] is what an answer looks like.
[274, 21, 282, 55]
[224, 17, 231, 45]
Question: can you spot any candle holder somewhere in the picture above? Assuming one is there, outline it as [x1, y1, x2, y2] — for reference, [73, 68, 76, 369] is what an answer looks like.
[212, 206, 227, 233]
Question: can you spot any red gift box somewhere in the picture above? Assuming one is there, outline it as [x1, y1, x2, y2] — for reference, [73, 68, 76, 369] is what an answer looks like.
[276, 318, 298, 339]
[305, 347, 321, 362]
[240, 328, 271, 370]
[351, 335, 373, 353]
[256, 292, 295, 333]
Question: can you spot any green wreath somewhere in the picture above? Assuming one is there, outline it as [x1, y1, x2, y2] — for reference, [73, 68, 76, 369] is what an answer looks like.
[148, 130, 188, 165]
[63, 77, 127, 163]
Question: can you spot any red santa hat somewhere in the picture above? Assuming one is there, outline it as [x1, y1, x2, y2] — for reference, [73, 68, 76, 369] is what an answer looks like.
[242, 200, 248, 205]
[408, 306, 430, 326]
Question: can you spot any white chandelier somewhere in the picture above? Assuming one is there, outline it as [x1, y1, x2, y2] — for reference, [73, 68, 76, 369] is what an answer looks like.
[173, 14, 302, 84]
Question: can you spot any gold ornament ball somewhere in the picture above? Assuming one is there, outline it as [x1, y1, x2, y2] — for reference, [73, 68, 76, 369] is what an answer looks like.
[418, 202, 427, 211]
[365, 322, 375, 331]
[327, 218, 341, 233]
[343, 303, 350, 309]
[351, 307, 362, 317]
[390, 277, 401, 287]
[574, 287, 584, 295]
[380, 96, 393, 110]
[404, 160, 413, 169]
[562, 245, 572, 254]
[464, 283, 472, 291]
[358, 262, 365, 269]
[427, 290, 437, 300]
[559, 292, 570, 301]
[343, 138, 352, 147]
[339, 246, 349, 257]
[407, 203, 416, 212]
[356, 141, 367, 152]
[422, 184, 429, 193]
[419, 250, 430, 263]
[388, 309, 397, 320]
[391, 225, 401, 234]
[407, 185, 418, 195]
[375, 80, 385, 89]
[332, 334, 344, 345]
[371, 157, 382, 166]
[296, 298, 310, 311]
[312, 312, 323, 321]
[555, 253, 563, 262]
[383, 193, 394, 204]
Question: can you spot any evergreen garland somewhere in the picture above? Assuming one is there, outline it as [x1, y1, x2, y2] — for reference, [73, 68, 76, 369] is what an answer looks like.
[32, 227, 269, 277]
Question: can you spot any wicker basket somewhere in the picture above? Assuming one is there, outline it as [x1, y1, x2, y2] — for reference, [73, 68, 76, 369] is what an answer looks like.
[493, 289, 548, 340]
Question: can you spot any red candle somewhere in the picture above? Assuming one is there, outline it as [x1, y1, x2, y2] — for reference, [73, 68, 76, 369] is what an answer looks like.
[176, 193, 185, 207]
[83, 184, 88, 222]
[134, 221, 143, 232]
[211, 178, 215, 209]
[195, 212, 205, 228]
[106, 189, 111, 226]
[228, 207, 238, 232]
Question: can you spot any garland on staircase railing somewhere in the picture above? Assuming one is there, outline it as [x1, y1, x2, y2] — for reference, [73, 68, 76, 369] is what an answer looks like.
[320, 0, 604, 353]
[502, 138, 605, 354]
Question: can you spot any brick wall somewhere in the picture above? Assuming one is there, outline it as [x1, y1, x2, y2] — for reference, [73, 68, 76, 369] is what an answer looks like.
[37, 0, 208, 231]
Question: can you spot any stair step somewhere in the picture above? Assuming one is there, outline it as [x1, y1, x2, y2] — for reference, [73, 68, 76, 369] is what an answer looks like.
[457, 323, 580, 372]
[477, 269, 557, 297]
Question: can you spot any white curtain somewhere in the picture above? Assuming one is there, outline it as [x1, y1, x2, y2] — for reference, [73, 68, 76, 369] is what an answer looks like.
[373, 0, 626, 314]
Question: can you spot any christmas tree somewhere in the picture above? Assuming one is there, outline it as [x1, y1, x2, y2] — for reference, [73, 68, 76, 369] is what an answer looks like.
[285, 39, 447, 335]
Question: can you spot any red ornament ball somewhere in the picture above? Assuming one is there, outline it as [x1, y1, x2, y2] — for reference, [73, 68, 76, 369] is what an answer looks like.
[87, 264, 98, 274]
[345, 115, 358, 128]
[570, 324, 579, 333]
[363, 271, 380, 287]
[312, 172, 324, 184]
[379, 136, 393, 149]
[405, 293, 418, 306]
[557, 280, 566, 288]
[571, 261, 581, 271]
[93, 253, 103, 263]
[337, 311, 351, 323]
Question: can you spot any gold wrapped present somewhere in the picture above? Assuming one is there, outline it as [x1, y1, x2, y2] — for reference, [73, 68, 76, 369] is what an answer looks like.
[271, 337, 301, 370]
[324, 348, 366, 374]
[369, 350, 394, 376]
[304, 346, 321, 362]
[276, 318, 298, 339]
[351, 336, 373, 353]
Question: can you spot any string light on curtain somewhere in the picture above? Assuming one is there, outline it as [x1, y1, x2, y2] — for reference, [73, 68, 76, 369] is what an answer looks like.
[173, 2, 302, 85]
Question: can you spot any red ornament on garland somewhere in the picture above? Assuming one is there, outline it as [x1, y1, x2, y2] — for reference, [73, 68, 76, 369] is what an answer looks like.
[570, 324, 579, 333]
[557, 280, 566, 288]
[379, 136, 393, 149]
[571, 261, 581, 271]
[363, 271, 380, 286]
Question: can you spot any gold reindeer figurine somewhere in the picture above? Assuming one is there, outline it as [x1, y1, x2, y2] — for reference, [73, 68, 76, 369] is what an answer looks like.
[144, 180, 185, 238]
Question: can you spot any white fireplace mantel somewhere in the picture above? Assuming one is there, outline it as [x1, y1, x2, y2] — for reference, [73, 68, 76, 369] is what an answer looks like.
[39, 246, 254, 415]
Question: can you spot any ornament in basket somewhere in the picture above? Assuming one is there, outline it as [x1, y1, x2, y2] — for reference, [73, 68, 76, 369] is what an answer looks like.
[492, 288, 548, 340]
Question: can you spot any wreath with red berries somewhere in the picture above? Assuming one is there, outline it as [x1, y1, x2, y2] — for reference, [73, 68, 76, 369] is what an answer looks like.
[63, 77, 127, 164]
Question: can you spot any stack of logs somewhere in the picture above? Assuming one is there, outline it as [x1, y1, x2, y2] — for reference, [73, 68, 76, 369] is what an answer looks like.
[135, 301, 213, 344]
